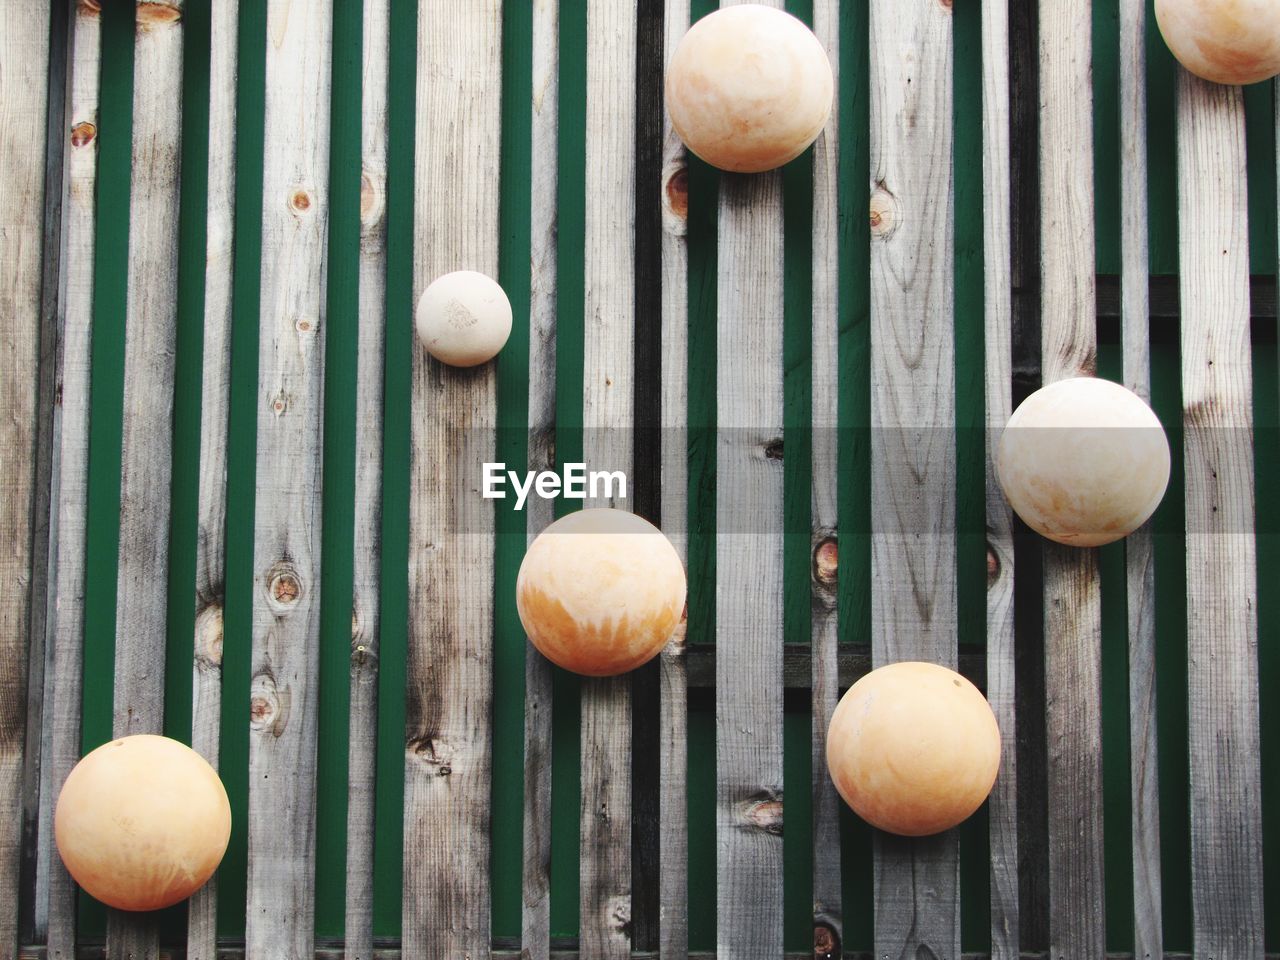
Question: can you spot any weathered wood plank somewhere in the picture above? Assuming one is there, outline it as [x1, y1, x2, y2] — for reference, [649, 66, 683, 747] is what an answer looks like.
[981, 0, 1017, 955]
[344, 2, 389, 957]
[0, 1, 54, 954]
[868, 0, 959, 953]
[658, 0, 690, 955]
[403, 2, 501, 956]
[1175, 67, 1265, 960]
[1118, 2, 1162, 956]
[522, 1, 558, 956]
[45, 2, 103, 954]
[809, 1, 841, 957]
[186, 2, 238, 957]
[245, 1, 332, 956]
[714, 4, 785, 957]
[579, 3, 637, 956]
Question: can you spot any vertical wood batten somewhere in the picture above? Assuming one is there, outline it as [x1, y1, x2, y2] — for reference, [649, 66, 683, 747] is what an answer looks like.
[0, 0, 54, 953]
[403, 1, 501, 955]
[344, 1, 389, 956]
[522, 0, 558, 956]
[45, 2, 103, 954]
[1038, 1, 1105, 956]
[658, 0, 690, 954]
[714, 2, 785, 956]
[245, 0, 332, 955]
[980, 0, 1018, 954]
[188, 1, 239, 954]
[810, 0, 841, 955]
[868, 0, 959, 952]
[1118, 0, 1162, 956]
[1175, 67, 1264, 960]
[580, 3, 637, 956]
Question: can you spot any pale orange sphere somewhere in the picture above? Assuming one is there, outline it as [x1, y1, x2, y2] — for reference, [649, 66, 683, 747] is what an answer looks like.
[55, 735, 231, 911]
[666, 4, 834, 173]
[1157, 0, 1280, 86]
[826, 662, 1000, 837]
[517, 509, 686, 676]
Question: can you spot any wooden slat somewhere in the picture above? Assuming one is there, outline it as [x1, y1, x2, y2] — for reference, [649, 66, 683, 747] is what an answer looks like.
[0, 1, 54, 953]
[403, 2, 501, 955]
[187, 1, 238, 956]
[245, 0, 332, 955]
[1118, 1, 1162, 956]
[981, 0, 1018, 955]
[658, 0, 690, 954]
[1175, 67, 1265, 959]
[344, 1, 389, 956]
[46, 1, 103, 954]
[868, 0, 959, 953]
[522, 0, 558, 956]
[809, 1, 841, 956]
[714, 3, 785, 956]
[579, 3, 637, 956]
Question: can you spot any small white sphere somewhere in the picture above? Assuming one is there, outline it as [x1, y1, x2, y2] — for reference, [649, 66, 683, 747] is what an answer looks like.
[1156, 0, 1280, 86]
[415, 270, 512, 367]
[996, 377, 1171, 547]
[666, 5, 834, 174]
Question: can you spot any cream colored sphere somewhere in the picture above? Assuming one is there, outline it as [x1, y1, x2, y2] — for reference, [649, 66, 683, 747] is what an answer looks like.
[415, 270, 513, 367]
[55, 735, 231, 912]
[826, 662, 1001, 837]
[1156, 0, 1280, 86]
[996, 377, 1170, 547]
[666, 4, 834, 173]
[517, 509, 686, 677]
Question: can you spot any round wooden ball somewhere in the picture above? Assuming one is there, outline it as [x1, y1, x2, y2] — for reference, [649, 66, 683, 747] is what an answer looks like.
[1157, 0, 1280, 86]
[415, 270, 513, 367]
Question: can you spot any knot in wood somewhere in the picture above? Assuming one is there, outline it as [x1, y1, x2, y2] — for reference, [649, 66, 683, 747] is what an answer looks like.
[663, 162, 689, 226]
[986, 543, 1000, 585]
[78, 0, 102, 13]
[250, 674, 290, 737]
[294, 316, 316, 335]
[270, 390, 288, 417]
[195, 604, 224, 669]
[266, 562, 303, 612]
[763, 437, 784, 461]
[70, 121, 97, 148]
[813, 921, 840, 958]
[288, 187, 314, 216]
[739, 793, 783, 835]
[409, 736, 453, 776]
[813, 537, 838, 586]
[869, 187, 899, 240]
[360, 168, 385, 230]
[137, 1, 181, 25]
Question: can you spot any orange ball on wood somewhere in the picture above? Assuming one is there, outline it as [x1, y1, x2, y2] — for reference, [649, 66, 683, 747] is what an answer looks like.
[55, 735, 231, 912]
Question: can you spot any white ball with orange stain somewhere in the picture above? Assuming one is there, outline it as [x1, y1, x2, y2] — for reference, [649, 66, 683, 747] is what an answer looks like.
[55, 735, 231, 912]
[1157, 0, 1280, 86]
[517, 509, 686, 677]
[665, 4, 834, 174]
[996, 377, 1170, 548]
[415, 270, 513, 367]
[826, 662, 1001, 837]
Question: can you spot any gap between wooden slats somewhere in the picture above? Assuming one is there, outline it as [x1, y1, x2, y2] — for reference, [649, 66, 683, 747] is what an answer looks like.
[1038, 1, 1105, 956]
[245, 0, 331, 956]
[868, 0, 959, 953]
[1175, 67, 1265, 960]
[188, 1, 239, 955]
[522, 0, 558, 955]
[402, 2, 501, 956]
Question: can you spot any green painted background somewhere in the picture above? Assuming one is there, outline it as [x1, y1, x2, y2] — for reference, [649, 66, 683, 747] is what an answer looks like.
[61, 0, 1278, 952]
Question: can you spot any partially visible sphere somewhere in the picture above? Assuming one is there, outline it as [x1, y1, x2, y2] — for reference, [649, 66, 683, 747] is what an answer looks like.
[415, 270, 513, 367]
[826, 662, 1001, 837]
[1156, 0, 1280, 85]
[666, 5, 834, 173]
[996, 377, 1170, 547]
[517, 509, 686, 676]
[55, 735, 231, 912]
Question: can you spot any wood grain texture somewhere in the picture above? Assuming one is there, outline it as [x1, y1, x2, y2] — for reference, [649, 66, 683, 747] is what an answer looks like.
[403, 2, 501, 956]
[1175, 67, 1264, 960]
[344, 2, 388, 957]
[809, 2, 841, 957]
[579, 3, 637, 956]
[187, 2, 238, 956]
[523, 1, 558, 956]
[981, 0, 1017, 955]
[0, 2, 53, 954]
[1038, 2, 1105, 957]
[868, 0, 959, 954]
[45, 3, 102, 955]
[659, 0, 690, 955]
[245, 1, 332, 956]
[1118, 2, 1161, 956]
[714, 6, 784, 959]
